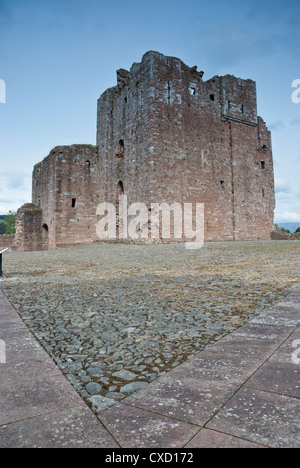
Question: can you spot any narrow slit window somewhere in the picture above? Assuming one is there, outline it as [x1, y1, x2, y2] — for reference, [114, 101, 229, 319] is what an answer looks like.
[241, 105, 244, 114]
[116, 139, 124, 158]
[210, 94, 215, 102]
[220, 180, 225, 189]
[117, 181, 124, 196]
[262, 189, 265, 198]
[261, 161, 266, 170]
[72, 198, 76, 208]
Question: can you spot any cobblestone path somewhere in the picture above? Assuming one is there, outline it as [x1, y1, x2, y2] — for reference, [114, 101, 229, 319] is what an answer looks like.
[1, 241, 300, 414]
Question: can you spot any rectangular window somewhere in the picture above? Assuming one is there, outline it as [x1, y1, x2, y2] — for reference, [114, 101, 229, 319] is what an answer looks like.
[72, 198, 76, 208]
[261, 161, 266, 170]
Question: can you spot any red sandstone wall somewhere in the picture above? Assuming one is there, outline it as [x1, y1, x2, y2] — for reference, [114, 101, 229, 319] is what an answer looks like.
[271, 231, 300, 240]
[25, 51, 275, 249]
[12, 204, 46, 252]
[32, 145, 99, 248]
[0, 235, 14, 249]
[96, 51, 275, 242]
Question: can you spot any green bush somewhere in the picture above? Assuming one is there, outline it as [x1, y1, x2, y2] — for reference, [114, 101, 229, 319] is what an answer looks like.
[0, 222, 6, 235]
[4, 211, 16, 235]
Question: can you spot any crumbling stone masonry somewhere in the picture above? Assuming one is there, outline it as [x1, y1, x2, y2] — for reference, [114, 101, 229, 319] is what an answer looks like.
[13, 51, 275, 251]
[12, 204, 46, 252]
[0, 235, 15, 250]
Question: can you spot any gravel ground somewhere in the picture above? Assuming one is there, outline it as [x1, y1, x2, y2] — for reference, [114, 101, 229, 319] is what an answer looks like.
[1, 241, 300, 413]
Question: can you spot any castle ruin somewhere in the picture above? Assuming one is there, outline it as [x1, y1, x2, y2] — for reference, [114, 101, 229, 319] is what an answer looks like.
[12, 51, 275, 251]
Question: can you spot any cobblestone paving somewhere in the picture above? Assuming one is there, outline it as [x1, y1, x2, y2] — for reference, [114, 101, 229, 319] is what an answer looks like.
[1, 241, 300, 414]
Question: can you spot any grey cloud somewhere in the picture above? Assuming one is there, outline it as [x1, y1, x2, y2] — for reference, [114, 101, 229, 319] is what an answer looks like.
[291, 117, 300, 126]
[275, 179, 292, 194]
[0, 170, 31, 191]
[269, 121, 285, 131]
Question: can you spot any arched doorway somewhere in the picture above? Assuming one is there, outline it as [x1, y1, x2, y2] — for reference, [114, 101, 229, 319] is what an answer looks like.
[42, 223, 49, 249]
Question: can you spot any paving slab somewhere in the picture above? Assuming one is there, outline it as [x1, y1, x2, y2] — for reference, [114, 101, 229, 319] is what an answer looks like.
[122, 351, 261, 425]
[99, 403, 200, 448]
[0, 406, 118, 448]
[246, 330, 300, 399]
[2, 284, 300, 448]
[101, 289, 300, 448]
[0, 374, 88, 425]
[206, 387, 300, 448]
[185, 429, 266, 448]
[0, 290, 118, 448]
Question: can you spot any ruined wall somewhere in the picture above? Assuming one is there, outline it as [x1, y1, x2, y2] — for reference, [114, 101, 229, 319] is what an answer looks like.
[12, 204, 46, 252]
[97, 51, 275, 242]
[18, 51, 275, 250]
[32, 145, 99, 249]
[0, 235, 15, 249]
[271, 231, 300, 240]
[97, 59, 154, 208]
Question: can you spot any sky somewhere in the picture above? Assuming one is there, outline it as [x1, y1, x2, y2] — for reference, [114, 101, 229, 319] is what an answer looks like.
[0, 0, 300, 223]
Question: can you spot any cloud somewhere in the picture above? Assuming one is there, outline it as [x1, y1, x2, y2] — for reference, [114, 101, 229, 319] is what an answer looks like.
[275, 211, 300, 223]
[198, 23, 276, 69]
[247, 0, 300, 57]
[274, 178, 300, 222]
[269, 121, 285, 131]
[0, 170, 31, 214]
[291, 117, 300, 126]
[1, 170, 31, 190]
[275, 179, 292, 194]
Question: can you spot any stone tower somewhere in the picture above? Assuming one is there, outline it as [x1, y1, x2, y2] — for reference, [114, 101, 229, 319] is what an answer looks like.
[13, 51, 275, 250]
[96, 51, 275, 242]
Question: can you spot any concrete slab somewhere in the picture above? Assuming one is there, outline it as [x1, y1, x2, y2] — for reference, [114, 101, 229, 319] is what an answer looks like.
[246, 330, 300, 398]
[185, 428, 266, 448]
[0, 354, 62, 386]
[207, 387, 300, 448]
[1, 327, 49, 362]
[118, 374, 236, 426]
[99, 403, 200, 448]
[2, 285, 300, 448]
[0, 406, 118, 448]
[0, 290, 119, 448]
[0, 374, 86, 425]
